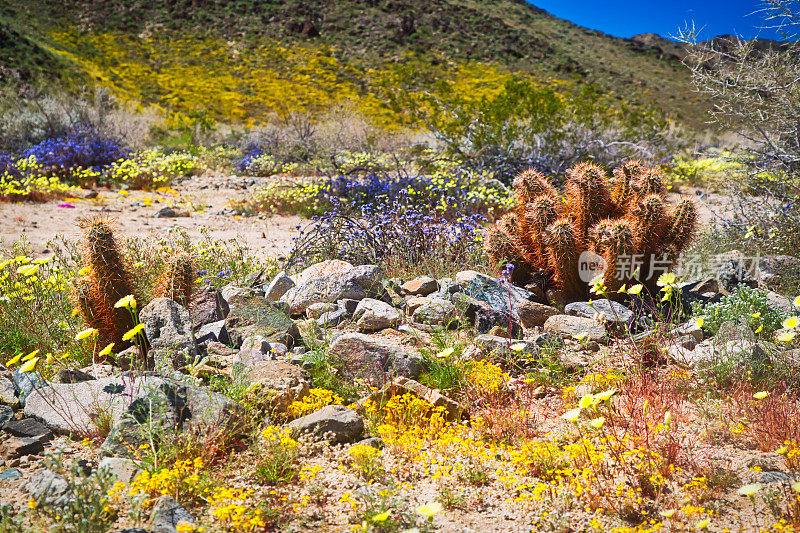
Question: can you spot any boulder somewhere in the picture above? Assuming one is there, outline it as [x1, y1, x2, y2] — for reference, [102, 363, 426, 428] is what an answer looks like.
[401, 276, 439, 296]
[225, 293, 300, 349]
[451, 293, 522, 338]
[317, 309, 348, 328]
[140, 298, 197, 355]
[405, 296, 430, 315]
[543, 315, 608, 343]
[99, 457, 142, 484]
[763, 289, 794, 315]
[293, 260, 354, 286]
[411, 298, 457, 326]
[190, 285, 229, 327]
[195, 320, 230, 346]
[338, 299, 360, 315]
[0, 405, 13, 428]
[221, 285, 255, 306]
[0, 376, 18, 407]
[286, 405, 364, 444]
[1, 436, 43, 459]
[264, 272, 295, 302]
[515, 301, 559, 329]
[3, 418, 52, 441]
[462, 334, 539, 363]
[307, 302, 338, 319]
[328, 333, 423, 381]
[246, 360, 311, 412]
[565, 299, 634, 326]
[757, 255, 800, 292]
[149, 495, 195, 533]
[281, 265, 383, 315]
[353, 298, 401, 332]
[54, 369, 94, 384]
[454, 270, 543, 322]
[25, 469, 69, 507]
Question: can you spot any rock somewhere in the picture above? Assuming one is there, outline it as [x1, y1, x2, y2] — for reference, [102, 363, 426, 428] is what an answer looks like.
[678, 334, 699, 350]
[317, 309, 348, 328]
[462, 335, 539, 364]
[24, 375, 242, 441]
[451, 293, 522, 338]
[534, 332, 565, 348]
[281, 265, 383, 315]
[3, 418, 52, 441]
[757, 255, 800, 291]
[190, 286, 229, 326]
[79, 364, 115, 380]
[221, 285, 255, 306]
[240, 335, 272, 357]
[357, 377, 463, 421]
[0, 405, 12, 428]
[287, 405, 364, 444]
[246, 361, 311, 411]
[763, 290, 794, 315]
[454, 270, 543, 322]
[515, 301, 559, 329]
[264, 271, 295, 302]
[717, 259, 757, 293]
[307, 302, 339, 319]
[683, 277, 720, 294]
[100, 376, 243, 458]
[244, 270, 267, 288]
[195, 319, 230, 346]
[1, 437, 43, 459]
[25, 469, 69, 507]
[412, 298, 457, 326]
[99, 457, 142, 484]
[405, 297, 430, 314]
[155, 206, 178, 218]
[355, 437, 384, 449]
[328, 333, 423, 381]
[12, 370, 45, 405]
[543, 315, 608, 343]
[338, 299, 359, 315]
[0, 468, 21, 480]
[140, 298, 197, 355]
[293, 260, 354, 286]
[54, 369, 95, 384]
[0, 376, 18, 407]
[401, 276, 439, 296]
[149, 495, 195, 533]
[225, 293, 300, 349]
[565, 300, 634, 326]
[670, 322, 704, 342]
[353, 298, 401, 332]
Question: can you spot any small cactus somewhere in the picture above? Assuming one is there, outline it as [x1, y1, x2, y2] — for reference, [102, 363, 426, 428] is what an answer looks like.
[155, 253, 195, 308]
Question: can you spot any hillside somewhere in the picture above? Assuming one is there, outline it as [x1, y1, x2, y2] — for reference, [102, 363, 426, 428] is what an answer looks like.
[0, 0, 709, 126]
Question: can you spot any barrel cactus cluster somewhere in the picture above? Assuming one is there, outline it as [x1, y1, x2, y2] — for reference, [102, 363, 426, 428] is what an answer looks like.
[72, 218, 195, 352]
[485, 161, 697, 302]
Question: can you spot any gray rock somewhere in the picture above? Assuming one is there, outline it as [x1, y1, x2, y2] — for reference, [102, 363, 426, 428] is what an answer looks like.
[25, 469, 69, 507]
[240, 335, 271, 357]
[271, 342, 288, 356]
[757, 255, 800, 291]
[565, 300, 634, 325]
[12, 370, 45, 405]
[281, 265, 383, 315]
[149, 495, 195, 533]
[451, 293, 522, 337]
[307, 302, 339, 319]
[155, 206, 178, 218]
[246, 361, 311, 411]
[328, 333, 423, 381]
[190, 285, 229, 326]
[99, 457, 142, 484]
[195, 319, 230, 346]
[140, 298, 197, 355]
[534, 332, 565, 348]
[353, 298, 401, 332]
[763, 289, 794, 315]
[1, 436, 43, 459]
[0, 405, 13, 428]
[678, 334, 699, 350]
[0, 376, 18, 407]
[338, 299, 359, 315]
[0, 468, 21, 480]
[3, 418, 52, 441]
[244, 270, 267, 288]
[225, 293, 300, 349]
[463, 335, 539, 364]
[454, 270, 543, 322]
[221, 285, 255, 306]
[317, 309, 348, 328]
[287, 405, 364, 444]
[54, 369, 94, 384]
[717, 259, 757, 293]
[543, 315, 608, 343]
[516, 301, 559, 329]
[264, 271, 295, 302]
[412, 298, 457, 326]
[670, 322, 704, 342]
[401, 276, 439, 296]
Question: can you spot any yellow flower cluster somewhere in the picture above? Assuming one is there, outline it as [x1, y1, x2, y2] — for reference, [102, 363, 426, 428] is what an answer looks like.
[125, 458, 205, 500]
[106, 149, 202, 189]
[464, 360, 509, 393]
[288, 388, 343, 417]
[0, 156, 78, 201]
[208, 487, 266, 531]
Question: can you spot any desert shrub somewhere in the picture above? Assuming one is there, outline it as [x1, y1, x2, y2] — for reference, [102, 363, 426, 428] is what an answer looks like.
[389, 77, 671, 180]
[665, 149, 742, 189]
[106, 149, 203, 189]
[692, 285, 788, 336]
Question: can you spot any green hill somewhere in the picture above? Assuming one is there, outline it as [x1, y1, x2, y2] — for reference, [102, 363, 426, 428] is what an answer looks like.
[0, 0, 709, 127]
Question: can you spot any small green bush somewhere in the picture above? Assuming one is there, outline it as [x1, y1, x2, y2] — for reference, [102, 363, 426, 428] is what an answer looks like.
[692, 285, 788, 337]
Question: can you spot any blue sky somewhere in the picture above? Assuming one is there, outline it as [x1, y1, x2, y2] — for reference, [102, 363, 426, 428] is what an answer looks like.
[530, 1, 792, 41]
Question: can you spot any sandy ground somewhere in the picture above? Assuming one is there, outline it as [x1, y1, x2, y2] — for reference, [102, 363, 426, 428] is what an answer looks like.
[0, 174, 305, 259]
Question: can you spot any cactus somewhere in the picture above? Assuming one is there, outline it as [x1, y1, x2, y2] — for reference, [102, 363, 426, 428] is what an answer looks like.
[156, 253, 195, 308]
[74, 218, 140, 350]
[484, 161, 698, 303]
